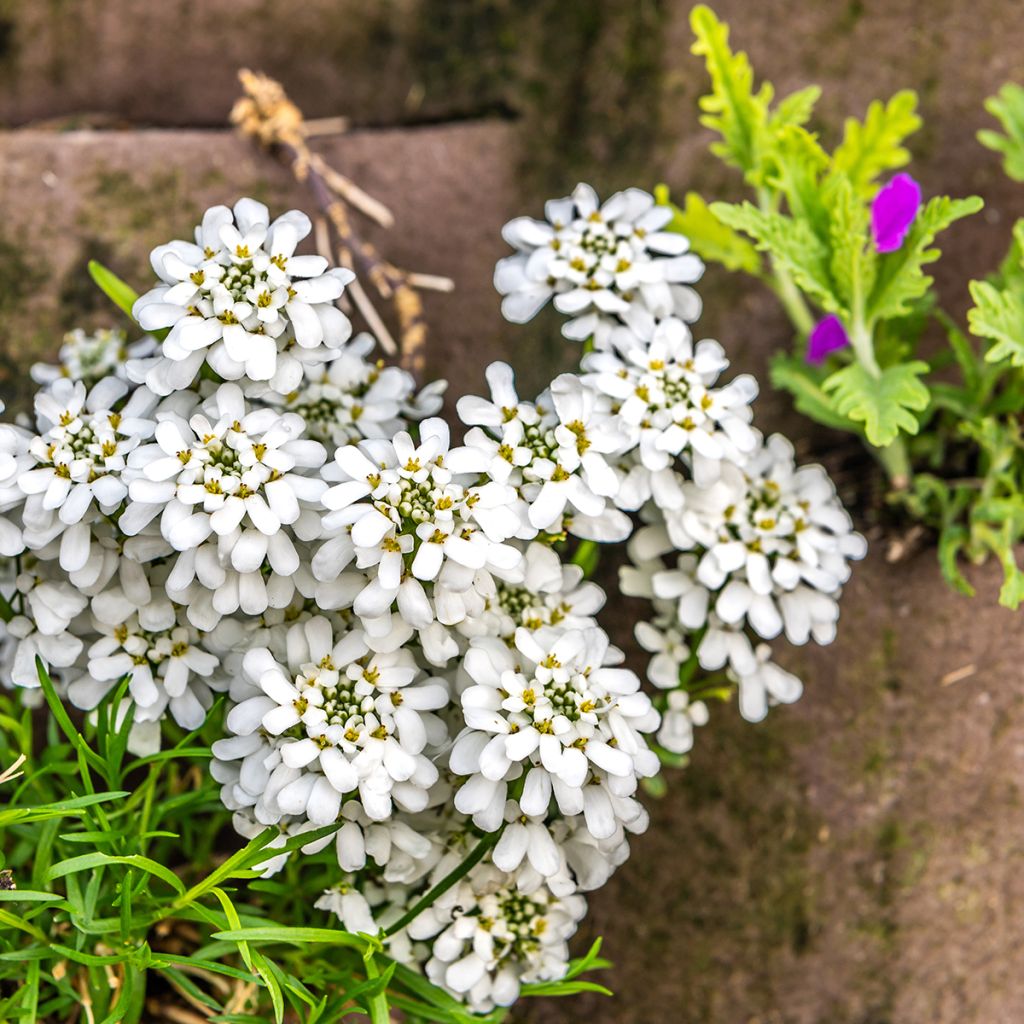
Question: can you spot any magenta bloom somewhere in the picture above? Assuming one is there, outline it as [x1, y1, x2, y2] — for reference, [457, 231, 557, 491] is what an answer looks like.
[807, 314, 849, 365]
[872, 173, 922, 253]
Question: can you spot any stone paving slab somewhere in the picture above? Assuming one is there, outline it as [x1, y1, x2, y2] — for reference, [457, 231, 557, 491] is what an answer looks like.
[0, 120, 557, 409]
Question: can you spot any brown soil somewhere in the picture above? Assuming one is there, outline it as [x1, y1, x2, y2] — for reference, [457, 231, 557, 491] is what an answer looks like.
[2, 2, 1024, 1020]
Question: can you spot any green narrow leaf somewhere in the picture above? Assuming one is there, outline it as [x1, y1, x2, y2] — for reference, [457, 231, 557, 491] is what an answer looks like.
[87, 261, 140, 321]
[0, 890, 64, 903]
[46, 852, 185, 895]
[831, 90, 921, 194]
[212, 926, 375, 950]
[822, 361, 930, 447]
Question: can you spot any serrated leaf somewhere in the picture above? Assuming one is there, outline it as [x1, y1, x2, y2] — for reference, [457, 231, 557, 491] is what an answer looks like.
[690, 5, 771, 180]
[831, 90, 922, 195]
[827, 175, 873, 310]
[994, 218, 1024, 292]
[766, 125, 830, 237]
[822, 361, 930, 446]
[979, 83, 1024, 182]
[968, 279, 1024, 367]
[768, 85, 822, 132]
[770, 353, 859, 432]
[654, 187, 761, 274]
[867, 195, 983, 323]
[937, 522, 975, 597]
[711, 200, 837, 310]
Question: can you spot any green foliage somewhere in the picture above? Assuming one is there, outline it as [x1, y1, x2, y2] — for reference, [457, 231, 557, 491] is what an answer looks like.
[979, 83, 1024, 182]
[769, 354, 859, 433]
[822, 362, 930, 447]
[866, 195, 983, 323]
[88, 260, 139, 321]
[711, 200, 835, 310]
[831, 91, 922, 196]
[689, 5, 775, 182]
[686, 6, 982, 466]
[654, 186, 761, 274]
[0, 669, 607, 1023]
[968, 278, 1024, 367]
[681, 8, 1024, 606]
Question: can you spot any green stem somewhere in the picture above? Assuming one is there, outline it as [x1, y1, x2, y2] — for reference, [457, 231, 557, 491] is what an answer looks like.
[756, 187, 815, 339]
[571, 539, 600, 578]
[119, 963, 148, 1024]
[849, 256, 913, 488]
[364, 954, 392, 1024]
[677, 626, 708, 690]
[384, 830, 499, 938]
[385, 777, 524, 938]
[769, 264, 815, 338]
[876, 438, 912, 490]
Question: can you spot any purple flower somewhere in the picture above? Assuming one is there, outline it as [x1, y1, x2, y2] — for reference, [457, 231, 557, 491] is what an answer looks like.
[807, 314, 849, 365]
[872, 173, 922, 254]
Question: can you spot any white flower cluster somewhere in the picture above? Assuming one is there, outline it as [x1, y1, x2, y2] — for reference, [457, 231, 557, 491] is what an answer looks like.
[495, 183, 704, 343]
[0, 185, 865, 1014]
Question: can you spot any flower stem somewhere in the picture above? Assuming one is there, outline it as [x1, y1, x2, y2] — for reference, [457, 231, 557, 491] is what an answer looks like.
[571, 539, 600, 578]
[385, 775, 527, 939]
[383, 829, 499, 938]
[363, 953, 392, 1024]
[876, 438, 911, 491]
[769, 265, 815, 339]
[756, 187, 814, 339]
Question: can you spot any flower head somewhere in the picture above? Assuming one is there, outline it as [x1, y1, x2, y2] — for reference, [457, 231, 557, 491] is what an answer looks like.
[872, 173, 922, 253]
[132, 198, 354, 394]
[806, 314, 849, 365]
[495, 184, 703, 342]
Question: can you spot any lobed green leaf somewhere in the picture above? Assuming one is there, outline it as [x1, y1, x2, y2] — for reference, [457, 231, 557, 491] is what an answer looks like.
[822, 361, 930, 447]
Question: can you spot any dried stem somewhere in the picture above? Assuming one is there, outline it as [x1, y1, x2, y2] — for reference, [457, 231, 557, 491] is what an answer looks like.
[231, 69, 451, 381]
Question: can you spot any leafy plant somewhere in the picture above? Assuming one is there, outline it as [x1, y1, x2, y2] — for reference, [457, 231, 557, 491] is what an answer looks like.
[680, 4, 982, 486]
[0, 657, 608, 1023]
[671, 6, 1024, 609]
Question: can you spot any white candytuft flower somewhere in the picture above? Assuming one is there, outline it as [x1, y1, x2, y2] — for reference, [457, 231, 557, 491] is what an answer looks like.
[31, 328, 155, 388]
[581, 315, 759, 502]
[408, 862, 587, 1012]
[663, 433, 867, 647]
[0, 181, 868, 1017]
[222, 616, 446, 825]
[315, 417, 522, 628]
[275, 333, 445, 447]
[458, 363, 631, 542]
[132, 198, 354, 394]
[122, 382, 326, 563]
[451, 625, 659, 839]
[495, 183, 703, 343]
[67, 588, 226, 740]
[17, 378, 158, 571]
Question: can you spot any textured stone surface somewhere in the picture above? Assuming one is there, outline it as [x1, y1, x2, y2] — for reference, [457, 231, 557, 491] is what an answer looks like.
[523, 553, 1024, 1024]
[0, 121, 559, 411]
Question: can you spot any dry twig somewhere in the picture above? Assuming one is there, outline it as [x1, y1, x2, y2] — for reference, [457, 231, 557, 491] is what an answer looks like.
[231, 69, 451, 380]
